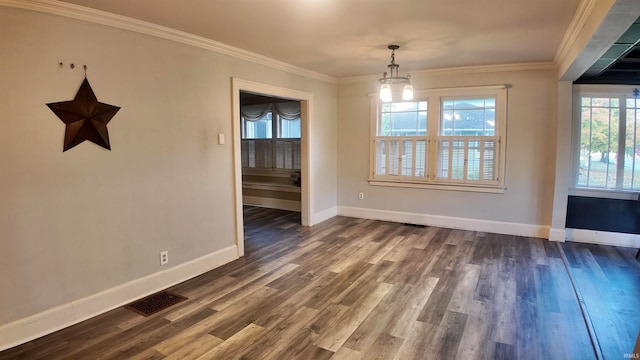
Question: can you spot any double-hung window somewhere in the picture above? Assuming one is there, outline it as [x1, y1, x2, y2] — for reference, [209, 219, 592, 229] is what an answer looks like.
[241, 102, 301, 171]
[572, 85, 640, 193]
[370, 86, 507, 192]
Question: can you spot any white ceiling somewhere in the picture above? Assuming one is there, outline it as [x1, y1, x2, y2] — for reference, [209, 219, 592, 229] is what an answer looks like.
[58, 0, 581, 79]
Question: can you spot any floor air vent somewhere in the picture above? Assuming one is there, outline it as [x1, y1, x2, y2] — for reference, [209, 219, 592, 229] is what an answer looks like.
[124, 290, 187, 316]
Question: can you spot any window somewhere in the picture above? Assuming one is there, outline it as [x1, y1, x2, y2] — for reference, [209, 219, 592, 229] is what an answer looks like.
[241, 102, 301, 171]
[370, 86, 507, 191]
[573, 85, 640, 192]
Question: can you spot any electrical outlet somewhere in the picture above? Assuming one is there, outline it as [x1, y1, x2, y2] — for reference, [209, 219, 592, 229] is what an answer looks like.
[160, 251, 168, 265]
[358, 192, 364, 200]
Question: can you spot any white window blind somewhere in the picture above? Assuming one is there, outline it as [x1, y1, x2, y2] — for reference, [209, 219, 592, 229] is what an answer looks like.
[435, 136, 499, 184]
[242, 139, 300, 170]
[370, 86, 507, 191]
[241, 101, 301, 172]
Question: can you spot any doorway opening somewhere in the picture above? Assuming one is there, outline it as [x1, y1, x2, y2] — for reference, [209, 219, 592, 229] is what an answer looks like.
[231, 78, 313, 257]
[239, 92, 302, 213]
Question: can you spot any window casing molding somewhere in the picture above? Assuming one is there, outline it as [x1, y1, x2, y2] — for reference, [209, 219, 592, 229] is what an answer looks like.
[570, 84, 640, 198]
[369, 85, 508, 192]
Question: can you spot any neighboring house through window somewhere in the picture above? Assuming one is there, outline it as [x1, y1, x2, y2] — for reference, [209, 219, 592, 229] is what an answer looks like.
[370, 85, 507, 192]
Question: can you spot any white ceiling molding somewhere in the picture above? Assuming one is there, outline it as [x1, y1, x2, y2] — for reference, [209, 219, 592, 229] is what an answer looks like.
[0, 0, 338, 84]
[338, 62, 556, 85]
[553, 0, 598, 67]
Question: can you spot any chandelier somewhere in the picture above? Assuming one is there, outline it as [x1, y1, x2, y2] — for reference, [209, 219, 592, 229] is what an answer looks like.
[379, 45, 413, 102]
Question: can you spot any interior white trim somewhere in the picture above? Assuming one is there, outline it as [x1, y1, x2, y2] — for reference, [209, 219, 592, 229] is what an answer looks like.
[310, 206, 338, 226]
[339, 62, 555, 85]
[338, 206, 550, 239]
[549, 228, 568, 242]
[0, 245, 238, 352]
[231, 78, 313, 257]
[0, 0, 336, 84]
[553, 0, 598, 65]
[566, 228, 640, 248]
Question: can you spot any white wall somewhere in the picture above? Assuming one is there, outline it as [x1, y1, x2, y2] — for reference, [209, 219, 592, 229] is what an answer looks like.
[0, 5, 337, 342]
[337, 68, 558, 235]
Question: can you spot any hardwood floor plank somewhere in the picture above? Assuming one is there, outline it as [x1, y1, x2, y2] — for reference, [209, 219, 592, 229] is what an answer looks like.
[161, 334, 223, 360]
[330, 347, 362, 359]
[429, 310, 468, 359]
[313, 282, 393, 352]
[416, 269, 461, 325]
[208, 263, 298, 311]
[236, 306, 319, 360]
[393, 321, 439, 360]
[488, 278, 516, 346]
[152, 317, 224, 356]
[494, 341, 515, 360]
[4, 207, 638, 359]
[60, 315, 171, 360]
[387, 276, 439, 339]
[360, 333, 404, 360]
[303, 262, 374, 310]
[196, 323, 265, 359]
[456, 300, 493, 360]
[562, 242, 640, 360]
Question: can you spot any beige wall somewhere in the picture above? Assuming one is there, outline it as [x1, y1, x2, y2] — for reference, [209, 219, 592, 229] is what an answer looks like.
[0, 7, 337, 325]
[337, 68, 558, 227]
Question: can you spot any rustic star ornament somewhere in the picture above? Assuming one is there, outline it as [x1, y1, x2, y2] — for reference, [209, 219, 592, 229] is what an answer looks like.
[47, 78, 120, 151]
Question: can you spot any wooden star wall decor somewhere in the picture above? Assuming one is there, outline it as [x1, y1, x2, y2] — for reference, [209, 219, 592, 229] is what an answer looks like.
[47, 78, 120, 152]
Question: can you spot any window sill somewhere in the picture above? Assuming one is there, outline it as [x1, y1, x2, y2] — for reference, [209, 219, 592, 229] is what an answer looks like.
[368, 179, 506, 194]
[569, 188, 640, 200]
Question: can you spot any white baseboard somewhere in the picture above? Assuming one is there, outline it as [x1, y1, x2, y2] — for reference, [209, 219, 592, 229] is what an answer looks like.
[566, 228, 640, 248]
[337, 206, 550, 238]
[243, 195, 301, 212]
[548, 228, 567, 242]
[0, 245, 238, 352]
[310, 206, 338, 226]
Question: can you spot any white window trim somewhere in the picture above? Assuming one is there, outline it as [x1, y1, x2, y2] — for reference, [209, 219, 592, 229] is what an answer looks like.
[368, 85, 508, 193]
[570, 84, 640, 198]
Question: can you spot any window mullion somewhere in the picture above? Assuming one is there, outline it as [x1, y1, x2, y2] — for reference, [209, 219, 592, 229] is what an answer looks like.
[412, 139, 417, 177]
[632, 105, 638, 189]
[398, 140, 403, 176]
[385, 138, 390, 175]
[617, 98, 626, 189]
[428, 96, 439, 181]
[587, 105, 593, 186]
[463, 138, 469, 183]
[447, 138, 453, 181]
[479, 139, 485, 183]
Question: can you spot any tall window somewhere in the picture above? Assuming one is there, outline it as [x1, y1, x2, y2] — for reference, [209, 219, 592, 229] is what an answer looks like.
[370, 86, 507, 191]
[241, 101, 301, 171]
[573, 85, 640, 192]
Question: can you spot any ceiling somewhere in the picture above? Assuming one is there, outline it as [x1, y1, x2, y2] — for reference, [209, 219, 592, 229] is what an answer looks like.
[576, 16, 640, 84]
[58, 0, 582, 79]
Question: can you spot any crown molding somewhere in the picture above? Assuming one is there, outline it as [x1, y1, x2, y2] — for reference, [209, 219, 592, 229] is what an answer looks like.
[0, 0, 338, 84]
[553, 0, 598, 67]
[338, 62, 557, 85]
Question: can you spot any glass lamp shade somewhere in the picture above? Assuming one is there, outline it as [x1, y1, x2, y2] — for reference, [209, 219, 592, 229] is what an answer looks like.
[402, 84, 414, 101]
[380, 83, 392, 102]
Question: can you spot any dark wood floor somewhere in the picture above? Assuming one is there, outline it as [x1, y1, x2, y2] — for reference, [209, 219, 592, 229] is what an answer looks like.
[2, 206, 639, 359]
[561, 241, 640, 359]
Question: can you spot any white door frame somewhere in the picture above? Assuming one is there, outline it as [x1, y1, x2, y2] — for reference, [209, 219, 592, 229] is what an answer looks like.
[231, 78, 313, 257]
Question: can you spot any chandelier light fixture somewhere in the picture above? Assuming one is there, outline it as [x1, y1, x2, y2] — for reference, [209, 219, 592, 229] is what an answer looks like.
[379, 45, 413, 102]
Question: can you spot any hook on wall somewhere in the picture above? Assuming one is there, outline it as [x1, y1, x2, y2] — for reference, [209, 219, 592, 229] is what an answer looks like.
[56, 62, 88, 72]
